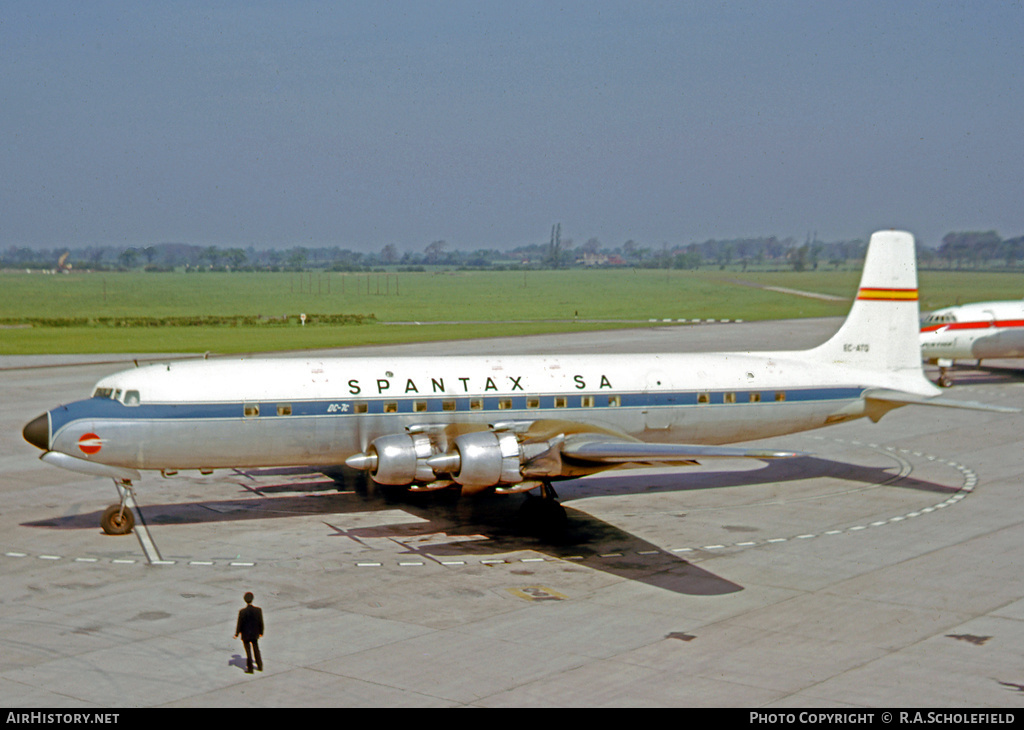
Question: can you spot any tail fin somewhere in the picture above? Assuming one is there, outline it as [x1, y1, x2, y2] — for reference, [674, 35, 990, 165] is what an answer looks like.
[808, 230, 922, 373]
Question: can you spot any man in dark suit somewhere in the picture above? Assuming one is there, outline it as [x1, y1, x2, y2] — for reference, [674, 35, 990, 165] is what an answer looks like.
[234, 591, 264, 673]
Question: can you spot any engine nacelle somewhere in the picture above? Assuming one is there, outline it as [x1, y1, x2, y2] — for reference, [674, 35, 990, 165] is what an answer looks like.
[365, 433, 436, 485]
[347, 423, 571, 491]
[445, 430, 522, 488]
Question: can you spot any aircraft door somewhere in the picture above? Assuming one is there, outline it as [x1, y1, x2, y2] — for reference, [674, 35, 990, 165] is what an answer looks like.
[642, 369, 673, 431]
[973, 309, 1002, 359]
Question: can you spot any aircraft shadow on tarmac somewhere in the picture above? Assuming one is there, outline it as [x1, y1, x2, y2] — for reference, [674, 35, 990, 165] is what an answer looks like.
[23, 482, 743, 596]
[21, 454, 958, 597]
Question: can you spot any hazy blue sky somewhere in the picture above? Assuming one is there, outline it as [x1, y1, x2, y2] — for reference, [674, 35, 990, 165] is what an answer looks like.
[3, 1, 1023, 252]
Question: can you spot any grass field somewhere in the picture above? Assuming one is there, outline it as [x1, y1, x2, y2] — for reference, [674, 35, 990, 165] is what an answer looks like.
[1, 267, 1020, 354]
[0, 269, 854, 321]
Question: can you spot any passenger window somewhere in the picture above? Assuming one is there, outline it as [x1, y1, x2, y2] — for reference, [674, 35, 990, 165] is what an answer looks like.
[697, 393, 710, 404]
[470, 399, 483, 411]
[277, 404, 292, 416]
[527, 398, 540, 409]
[724, 392, 736, 404]
[749, 392, 761, 403]
[498, 398, 513, 410]
[414, 401, 428, 413]
[384, 402, 398, 413]
[244, 404, 260, 417]
[608, 395, 621, 407]
[775, 392, 786, 402]
[354, 402, 368, 414]
[554, 396, 567, 408]
[581, 396, 594, 408]
[124, 390, 141, 406]
[442, 400, 457, 412]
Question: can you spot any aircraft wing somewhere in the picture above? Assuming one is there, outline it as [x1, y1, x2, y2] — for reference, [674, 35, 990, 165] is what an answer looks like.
[558, 432, 803, 464]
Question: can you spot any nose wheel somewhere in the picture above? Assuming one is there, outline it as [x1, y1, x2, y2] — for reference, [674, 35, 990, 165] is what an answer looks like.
[101, 479, 136, 535]
[101, 504, 135, 535]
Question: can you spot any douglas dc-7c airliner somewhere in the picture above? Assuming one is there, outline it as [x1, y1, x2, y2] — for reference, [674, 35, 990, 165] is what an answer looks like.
[22, 230, 1014, 536]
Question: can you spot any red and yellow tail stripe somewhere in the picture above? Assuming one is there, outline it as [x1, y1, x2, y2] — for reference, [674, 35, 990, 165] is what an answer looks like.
[856, 287, 918, 301]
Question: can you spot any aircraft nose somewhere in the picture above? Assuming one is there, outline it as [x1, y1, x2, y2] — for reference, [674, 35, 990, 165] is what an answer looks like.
[23, 413, 49, 451]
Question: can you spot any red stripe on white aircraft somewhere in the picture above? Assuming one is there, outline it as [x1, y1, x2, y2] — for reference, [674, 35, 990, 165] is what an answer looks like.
[921, 319, 1024, 334]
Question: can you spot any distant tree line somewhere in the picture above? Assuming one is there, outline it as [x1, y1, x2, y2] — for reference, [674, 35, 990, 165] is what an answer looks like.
[3, 229, 1022, 273]
[930, 231, 1024, 269]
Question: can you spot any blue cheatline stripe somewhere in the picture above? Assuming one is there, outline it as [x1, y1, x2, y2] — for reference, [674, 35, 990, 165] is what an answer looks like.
[49, 386, 867, 434]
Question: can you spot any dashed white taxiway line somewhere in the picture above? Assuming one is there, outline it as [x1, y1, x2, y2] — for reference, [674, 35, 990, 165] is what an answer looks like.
[670, 438, 977, 554]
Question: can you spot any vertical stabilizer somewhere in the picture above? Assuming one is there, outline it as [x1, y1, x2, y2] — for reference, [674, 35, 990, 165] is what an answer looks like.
[808, 230, 923, 373]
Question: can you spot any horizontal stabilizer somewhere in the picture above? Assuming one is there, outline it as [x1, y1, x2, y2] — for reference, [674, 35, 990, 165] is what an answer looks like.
[561, 437, 803, 463]
[863, 388, 1020, 414]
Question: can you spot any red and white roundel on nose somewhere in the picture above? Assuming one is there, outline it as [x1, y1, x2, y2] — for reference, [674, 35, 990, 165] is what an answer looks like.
[77, 433, 104, 455]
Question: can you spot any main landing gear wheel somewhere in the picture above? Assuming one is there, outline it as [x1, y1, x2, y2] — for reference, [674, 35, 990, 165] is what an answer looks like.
[518, 483, 567, 538]
[101, 504, 135, 535]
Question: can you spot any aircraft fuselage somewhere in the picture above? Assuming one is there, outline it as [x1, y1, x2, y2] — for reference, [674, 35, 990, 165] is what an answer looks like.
[35, 352, 892, 473]
[921, 301, 1024, 361]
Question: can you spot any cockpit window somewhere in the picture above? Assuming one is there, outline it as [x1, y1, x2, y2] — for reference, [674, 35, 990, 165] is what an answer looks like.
[93, 387, 141, 404]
